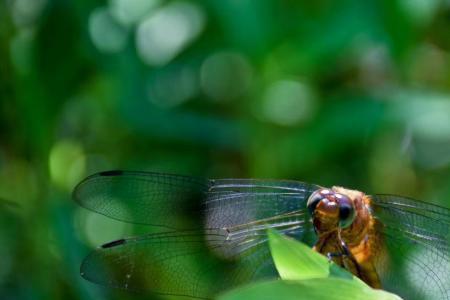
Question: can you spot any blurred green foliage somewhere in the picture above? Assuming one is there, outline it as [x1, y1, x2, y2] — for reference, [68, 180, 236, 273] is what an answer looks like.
[2, 0, 450, 299]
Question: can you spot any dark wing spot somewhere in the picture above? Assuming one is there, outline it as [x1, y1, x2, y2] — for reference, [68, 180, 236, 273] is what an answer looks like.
[101, 238, 126, 248]
[99, 170, 124, 176]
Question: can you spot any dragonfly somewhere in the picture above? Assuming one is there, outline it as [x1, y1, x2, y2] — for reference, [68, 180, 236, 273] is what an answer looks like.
[73, 170, 450, 300]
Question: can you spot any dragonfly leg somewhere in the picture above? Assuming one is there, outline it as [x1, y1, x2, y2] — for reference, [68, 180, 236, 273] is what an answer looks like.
[340, 241, 367, 281]
[326, 251, 345, 261]
[326, 241, 351, 261]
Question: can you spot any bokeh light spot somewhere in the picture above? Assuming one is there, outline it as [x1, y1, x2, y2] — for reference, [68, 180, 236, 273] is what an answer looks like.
[394, 91, 450, 141]
[391, 91, 450, 169]
[49, 140, 85, 191]
[399, 0, 440, 25]
[147, 66, 198, 108]
[200, 51, 253, 101]
[109, 0, 160, 26]
[260, 80, 316, 126]
[11, 0, 47, 27]
[89, 7, 128, 53]
[74, 207, 131, 247]
[136, 1, 205, 66]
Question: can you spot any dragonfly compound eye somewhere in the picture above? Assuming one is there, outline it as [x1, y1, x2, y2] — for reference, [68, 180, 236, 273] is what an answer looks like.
[307, 189, 330, 215]
[336, 194, 356, 228]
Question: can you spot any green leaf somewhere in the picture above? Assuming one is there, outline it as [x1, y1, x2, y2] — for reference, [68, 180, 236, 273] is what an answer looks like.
[267, 229, 358, 283]
[267, 229, 329, 280]
[218, 278, 403, 300]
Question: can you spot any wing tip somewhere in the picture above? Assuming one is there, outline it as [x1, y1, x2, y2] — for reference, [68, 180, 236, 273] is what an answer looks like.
[71, 170, 125, 203]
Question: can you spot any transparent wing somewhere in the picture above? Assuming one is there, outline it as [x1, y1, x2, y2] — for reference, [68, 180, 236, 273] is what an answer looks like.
[73, 171, 210, 227]
[204, 178, 318, 231]
[371, 195, 450, 300]
[81, 226, 307, 299]
[73, 171, 319, 230]
[74, 171, 319, 297]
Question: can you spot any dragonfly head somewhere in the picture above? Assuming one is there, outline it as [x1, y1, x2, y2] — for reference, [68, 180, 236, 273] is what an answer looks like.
[307, 188, 356, 234]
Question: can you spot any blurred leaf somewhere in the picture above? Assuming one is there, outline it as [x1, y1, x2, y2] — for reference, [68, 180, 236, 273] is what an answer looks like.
[218, 278, 403, 300]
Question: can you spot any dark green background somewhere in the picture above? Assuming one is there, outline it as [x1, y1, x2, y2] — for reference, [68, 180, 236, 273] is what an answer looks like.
[1, 0, 450, 299]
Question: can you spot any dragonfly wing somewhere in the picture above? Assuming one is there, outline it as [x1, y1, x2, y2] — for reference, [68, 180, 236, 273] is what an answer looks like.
[73, 171, 210, 227]
[204, 178, 318, 232]
[80, 226, 306, 299]
[73, 171, 318, 230]
[371, 195, 450, 300]
[75, 171, 318, 296]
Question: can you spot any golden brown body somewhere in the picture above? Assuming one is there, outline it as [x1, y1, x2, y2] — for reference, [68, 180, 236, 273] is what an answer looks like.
[310, 187, 381, 288]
